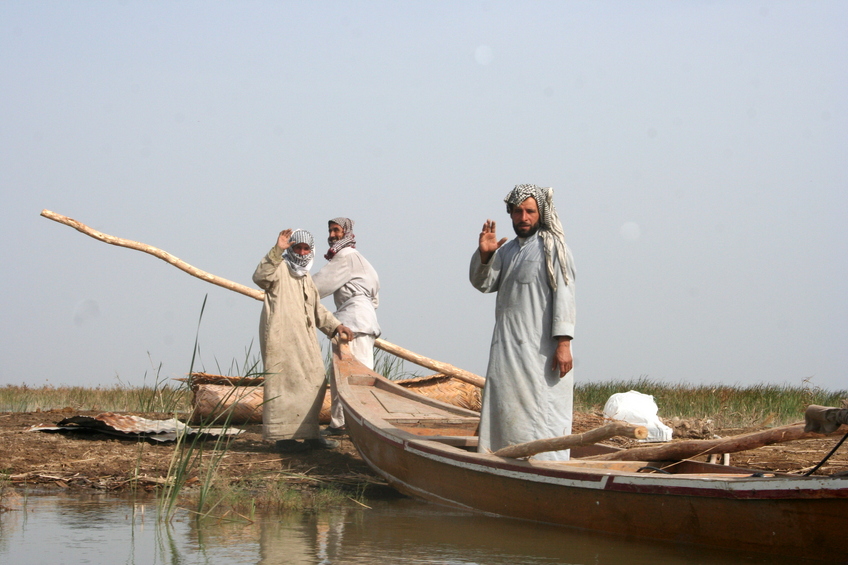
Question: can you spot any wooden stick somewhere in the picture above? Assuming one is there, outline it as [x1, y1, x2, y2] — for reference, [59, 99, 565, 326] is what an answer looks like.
[370, 339, 486, 388]
[40, 209, 263, 301]
[584, 422, 848, 462]
[40, 209, 486, 388]
[493, 422, 648, 459]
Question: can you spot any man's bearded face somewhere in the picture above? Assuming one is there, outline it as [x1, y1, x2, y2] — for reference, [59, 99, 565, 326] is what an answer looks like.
[510, 197, 541, 237]
[328, 223, 345, 243]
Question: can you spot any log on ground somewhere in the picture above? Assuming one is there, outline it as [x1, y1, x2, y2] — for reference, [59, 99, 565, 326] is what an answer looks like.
[494, 422, 648, 459]
[583, 423, 848, 462]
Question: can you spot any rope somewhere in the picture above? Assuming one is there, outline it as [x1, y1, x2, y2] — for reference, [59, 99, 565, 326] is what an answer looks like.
[803, 432, 848, 477]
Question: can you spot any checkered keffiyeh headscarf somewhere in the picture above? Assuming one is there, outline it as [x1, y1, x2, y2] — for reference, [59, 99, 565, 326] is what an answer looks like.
[324, 217, 357, 260]
[284, 229, 314, 277]
[504, 184, 571, 289]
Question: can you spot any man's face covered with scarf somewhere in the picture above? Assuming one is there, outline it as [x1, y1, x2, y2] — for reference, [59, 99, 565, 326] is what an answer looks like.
[284, 229, 315, 273]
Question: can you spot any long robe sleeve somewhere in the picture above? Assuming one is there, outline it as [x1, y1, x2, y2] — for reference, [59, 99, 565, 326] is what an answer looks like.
[253, 246, 285, 290]
[551, 245, 576, 339]
[469, 249, 503, 294]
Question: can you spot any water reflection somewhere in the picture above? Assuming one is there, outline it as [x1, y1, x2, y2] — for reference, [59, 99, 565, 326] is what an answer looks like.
[0, 489, 831, 565]
[260, 513, 319, 565]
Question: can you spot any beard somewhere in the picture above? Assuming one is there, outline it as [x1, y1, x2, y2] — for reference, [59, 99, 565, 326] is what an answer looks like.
[513, 221, 540, 237]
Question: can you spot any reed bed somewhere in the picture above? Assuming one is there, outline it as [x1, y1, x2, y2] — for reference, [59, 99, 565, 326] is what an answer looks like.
[4, 378, 845, 430]
[575, 377, 847, 428]
[0, 383, 192, 414]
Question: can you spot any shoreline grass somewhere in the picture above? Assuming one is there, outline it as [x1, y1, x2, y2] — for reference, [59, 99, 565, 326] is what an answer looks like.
[2, 379, 845, 428]
[0, 383, 193, 414]
[574, 378, 847, 428]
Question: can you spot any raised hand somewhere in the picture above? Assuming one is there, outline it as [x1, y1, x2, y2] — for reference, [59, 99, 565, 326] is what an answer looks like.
[479, 220, 507, 264]
[276, 229, 294, 252]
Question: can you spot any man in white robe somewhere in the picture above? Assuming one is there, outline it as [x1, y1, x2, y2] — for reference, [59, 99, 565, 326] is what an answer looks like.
[469, 184, 576, 461]
[253, 228, 353, 452]
[313, 217, 381, 434]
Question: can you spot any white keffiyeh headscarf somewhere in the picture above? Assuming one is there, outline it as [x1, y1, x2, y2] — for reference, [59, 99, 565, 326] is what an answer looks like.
[504, 184, 571, 289]
[325, 217, 356, 260]
[284, 229, 314, 277]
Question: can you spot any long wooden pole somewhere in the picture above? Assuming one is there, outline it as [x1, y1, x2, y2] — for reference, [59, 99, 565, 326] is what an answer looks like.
[40, 210, 265, 301]
[369, 339, 486, 388]
[493, 422, 648, 459]
[40, 209, 486, 388]
[584, 422, 846, 462]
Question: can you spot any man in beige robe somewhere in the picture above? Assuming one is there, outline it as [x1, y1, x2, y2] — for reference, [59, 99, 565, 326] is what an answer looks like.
[253, 228, 353, 452]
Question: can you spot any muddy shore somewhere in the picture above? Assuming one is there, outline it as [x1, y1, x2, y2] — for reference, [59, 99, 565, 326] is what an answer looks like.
[3, 409, 846, 493]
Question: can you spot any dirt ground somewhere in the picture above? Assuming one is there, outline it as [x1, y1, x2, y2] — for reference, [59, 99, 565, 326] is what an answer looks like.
[2, 409, 847, 493]
[0, 410, 376, 493]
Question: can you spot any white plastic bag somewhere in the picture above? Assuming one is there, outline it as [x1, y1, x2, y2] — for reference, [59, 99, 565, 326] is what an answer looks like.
[603, 390, 673, 442]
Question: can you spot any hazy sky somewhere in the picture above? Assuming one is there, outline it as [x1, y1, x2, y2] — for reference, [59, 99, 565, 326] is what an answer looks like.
[2, 1, 846, 395]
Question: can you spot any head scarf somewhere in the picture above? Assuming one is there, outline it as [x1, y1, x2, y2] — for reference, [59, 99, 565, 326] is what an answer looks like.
[324, 217, 357, 260]
[504, 184, 570, 289]
[284, 229, 314, 277]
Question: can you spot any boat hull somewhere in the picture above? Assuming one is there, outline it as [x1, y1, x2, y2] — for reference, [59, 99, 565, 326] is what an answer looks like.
[333, 344, 848, 558]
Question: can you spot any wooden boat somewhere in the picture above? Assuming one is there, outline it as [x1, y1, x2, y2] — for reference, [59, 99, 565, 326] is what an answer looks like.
[331, 342, 848, 559]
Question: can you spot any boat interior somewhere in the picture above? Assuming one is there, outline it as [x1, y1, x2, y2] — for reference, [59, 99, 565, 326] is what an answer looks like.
[345, 373, 777, 477]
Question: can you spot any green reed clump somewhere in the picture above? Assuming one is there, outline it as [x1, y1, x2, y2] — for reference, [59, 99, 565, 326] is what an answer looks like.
[575, 377, 847, 428]
[373, 349, 422, 381]
[188, 476, 338, 516]
[130, 361, 191, 414]
[190, 481, 259, 520]
[159, 295, 227, 521]
[205, 339, 264, 382]
[310, 485, 350, 509]
[263, 479, 311, 511]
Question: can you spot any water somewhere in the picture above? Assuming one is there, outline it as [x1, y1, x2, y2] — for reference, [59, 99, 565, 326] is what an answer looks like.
[0, 489, 825, 565]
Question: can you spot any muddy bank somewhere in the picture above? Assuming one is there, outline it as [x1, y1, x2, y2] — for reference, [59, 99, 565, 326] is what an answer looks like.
[2, 410, 846, 493]
[1, 410, 376, 492]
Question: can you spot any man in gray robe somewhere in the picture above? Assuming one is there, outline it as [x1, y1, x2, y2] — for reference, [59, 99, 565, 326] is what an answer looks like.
[313, 217, 381, 435]
[253, 228, 353, 452]
[469, 184, 577, 461]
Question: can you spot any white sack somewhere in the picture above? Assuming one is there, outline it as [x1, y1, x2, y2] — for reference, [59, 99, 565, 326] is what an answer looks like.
[603, 390, 673, 442]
